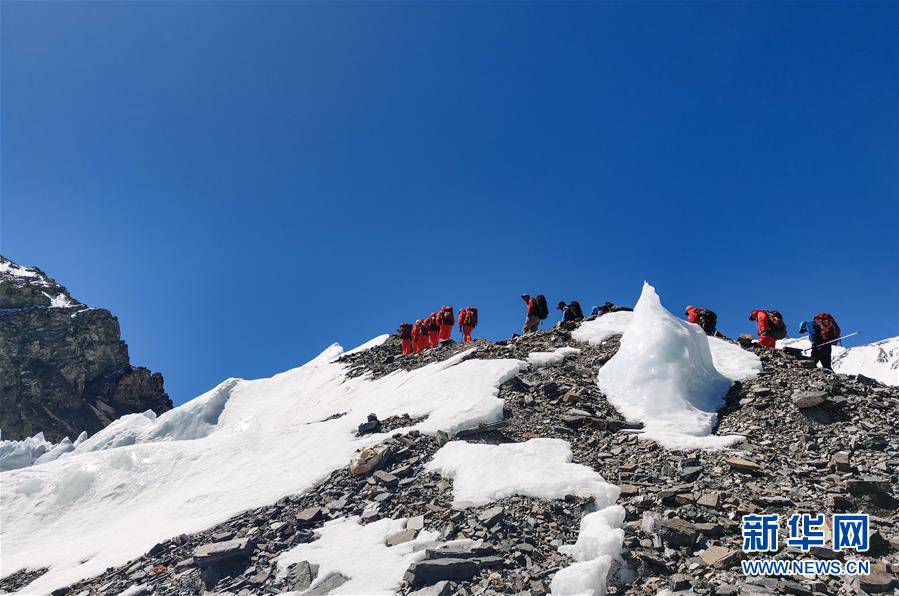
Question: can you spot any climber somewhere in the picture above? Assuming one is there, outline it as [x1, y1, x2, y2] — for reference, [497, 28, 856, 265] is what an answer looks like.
[557, 301, 576, 326]
[799, 313, 841, 371]
[749, 309, 786, 349]
[568, 300, 584, 321]
[438, 306, 454, 342]
[458, 306, 478, 343]
[521, 294, 543, 334]
[427, 312, 441, 348]
[685, 305, 718, 336]
[398, 322, 413, 356]
[590, 302, 632, 318]
[412, 319, 429, 354]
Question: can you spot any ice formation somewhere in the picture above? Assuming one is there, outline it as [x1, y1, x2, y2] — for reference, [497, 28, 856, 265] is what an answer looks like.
[596, 283, 760, 450]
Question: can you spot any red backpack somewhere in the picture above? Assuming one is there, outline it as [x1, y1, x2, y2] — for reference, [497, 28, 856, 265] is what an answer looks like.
[461, 307, 478, 327]
[398, 323, 413, 339]
[813, 312, 841, 343]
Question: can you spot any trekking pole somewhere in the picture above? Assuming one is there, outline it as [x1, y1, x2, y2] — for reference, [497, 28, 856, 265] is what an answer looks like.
[800, 332, 859, 353]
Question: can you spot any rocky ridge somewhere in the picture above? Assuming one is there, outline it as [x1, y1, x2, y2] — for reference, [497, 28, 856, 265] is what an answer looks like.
[3, 324, 898, 596]
[0, 256, 172, 443]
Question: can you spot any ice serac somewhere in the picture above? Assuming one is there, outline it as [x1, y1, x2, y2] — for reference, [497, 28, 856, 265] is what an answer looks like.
[596, 282, 759, 450]
[1, 339, 525, 595]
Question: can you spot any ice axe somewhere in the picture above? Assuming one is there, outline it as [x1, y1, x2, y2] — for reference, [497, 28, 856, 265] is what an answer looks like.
[800, 332, 859, 353]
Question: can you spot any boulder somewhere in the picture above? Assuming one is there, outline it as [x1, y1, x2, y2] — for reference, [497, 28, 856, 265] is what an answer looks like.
[192, 538, 254, 567]
[404, 558, 480, 587]
[478, 506, 505, 527]
[792, 390, 827, 409]
[306, 572, 349, 595]
[349, 444, 390, 475]
[657, 518, 697, 547]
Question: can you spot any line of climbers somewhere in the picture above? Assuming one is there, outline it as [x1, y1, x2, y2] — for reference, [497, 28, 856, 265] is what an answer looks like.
[397, 306, 479, 356]
[397, 297, 845, 371]
[522, 293, 635, 333]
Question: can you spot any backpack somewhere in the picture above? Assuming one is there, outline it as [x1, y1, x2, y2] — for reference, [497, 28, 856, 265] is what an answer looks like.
[399, 323, 413, 339]
[461, 308, 478, 327]
[766, 310, 787, 340]
[699, 310, 718, 336]
[441, 308, 454, 325]
[813, 312, 841, 343]
[534, 295, 549, 320]
[428, 313, 440, 331]
[568, 301, 584, 320]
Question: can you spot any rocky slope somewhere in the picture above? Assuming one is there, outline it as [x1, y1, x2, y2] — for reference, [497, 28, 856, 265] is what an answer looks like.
[8, 323, 896, 596]
[0, 256, 172, 443]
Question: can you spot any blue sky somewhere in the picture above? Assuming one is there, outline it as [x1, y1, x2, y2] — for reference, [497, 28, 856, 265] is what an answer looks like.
[2, 2, 896, 405]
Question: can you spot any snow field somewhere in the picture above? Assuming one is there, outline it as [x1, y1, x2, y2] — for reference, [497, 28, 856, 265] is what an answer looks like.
[1, 343, 525, 594]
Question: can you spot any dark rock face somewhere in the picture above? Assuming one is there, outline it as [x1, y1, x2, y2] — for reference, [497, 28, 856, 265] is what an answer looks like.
[0, 256, 171, 442]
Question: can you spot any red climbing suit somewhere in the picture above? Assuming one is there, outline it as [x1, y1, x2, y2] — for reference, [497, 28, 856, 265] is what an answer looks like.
[458, 307, 477, 343]
[412, 320, 430, 354]
[749, 310, 776, 349]
[427, 312, 440, 348]
[438, 306, 454, 342]
[398, 323, 413, 356]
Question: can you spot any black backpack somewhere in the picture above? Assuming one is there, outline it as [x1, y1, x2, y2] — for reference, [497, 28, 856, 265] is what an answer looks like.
[535, 295, 549, 320]
[568, 300, 584, 320]
[767, 310, 787, 340]
[699, 310, 717, 336]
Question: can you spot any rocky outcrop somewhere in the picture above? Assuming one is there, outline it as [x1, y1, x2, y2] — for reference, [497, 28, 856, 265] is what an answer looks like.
[0, 256, 172, 442]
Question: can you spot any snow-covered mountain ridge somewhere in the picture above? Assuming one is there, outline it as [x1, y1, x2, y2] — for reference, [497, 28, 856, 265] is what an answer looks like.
[2, 283, 897, 596]
[778, 335, 898, 386]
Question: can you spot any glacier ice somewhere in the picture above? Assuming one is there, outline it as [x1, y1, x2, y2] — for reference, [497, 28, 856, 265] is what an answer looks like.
[596, 283, 760, 450]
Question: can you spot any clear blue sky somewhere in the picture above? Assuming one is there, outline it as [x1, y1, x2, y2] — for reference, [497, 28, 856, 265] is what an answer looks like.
[2, 2, 896, 405]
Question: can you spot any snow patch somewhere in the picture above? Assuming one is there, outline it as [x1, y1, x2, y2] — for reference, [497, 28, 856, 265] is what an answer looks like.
[571, 311, 634, 345]
[276, 516, 440, 594]
[596, 283, 758, 450]
[425, 438, 619, 508]
[528, 347, 581, 368]
[42, 291, 76, 308]
[551, 506, 626, 596]
[0, 260, 40, 278]
[2, 340, 525, 594]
